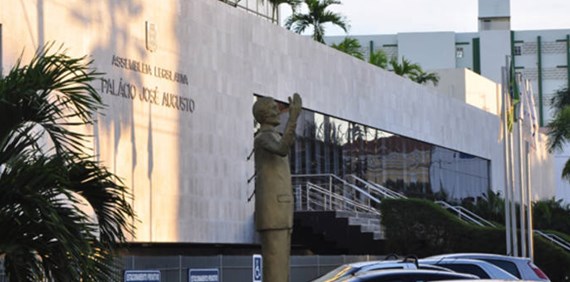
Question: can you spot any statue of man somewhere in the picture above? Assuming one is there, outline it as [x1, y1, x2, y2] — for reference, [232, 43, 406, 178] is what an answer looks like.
[252, 93, 302, 282]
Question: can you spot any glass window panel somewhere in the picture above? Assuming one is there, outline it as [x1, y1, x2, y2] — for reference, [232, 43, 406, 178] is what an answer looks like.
[262, 96, 491, 202]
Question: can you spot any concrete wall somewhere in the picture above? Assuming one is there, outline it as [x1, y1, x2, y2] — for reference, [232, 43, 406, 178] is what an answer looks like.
[480, 30, 511, 83]
[397, 32, 456, 70]
[434, 68, 500, 115]
[0, 0, 553, 244]
[479, 0, 510, 18]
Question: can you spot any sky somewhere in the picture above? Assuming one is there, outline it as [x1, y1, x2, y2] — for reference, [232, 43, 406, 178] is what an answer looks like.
[280, 0, 570, 36]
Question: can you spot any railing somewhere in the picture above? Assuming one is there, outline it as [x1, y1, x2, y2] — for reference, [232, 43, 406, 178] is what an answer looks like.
[534, 230, 570, 252]
[218, 0, 275, 22]
[292, 174, 381, 213]
[295, 182, 380, 214]
[345, 174, 407, 200]
[435, 201, 496, 227]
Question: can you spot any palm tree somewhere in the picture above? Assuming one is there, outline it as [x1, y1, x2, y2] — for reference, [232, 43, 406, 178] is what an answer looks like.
[331, 37, 364, 60]
[389, 57, 421, 78]
[0, 44, 135, 281]
[411, 69, 440, 86]
[547, 87, 570, 180]
[284, 0, 348, 43]
[266, 0, 302, 23]
[389, 57, 439, 86]
[369, 49, 388, 69]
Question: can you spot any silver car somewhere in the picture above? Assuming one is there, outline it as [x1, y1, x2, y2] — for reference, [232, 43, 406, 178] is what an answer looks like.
[424, 253, 550, 281]
[336, 269, 479, 282]
[310, 258, 451, 282]
[419, 257, 519, 280]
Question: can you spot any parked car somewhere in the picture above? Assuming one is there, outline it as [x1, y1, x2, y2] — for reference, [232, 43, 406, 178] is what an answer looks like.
[336, 269, 479, 282]
[419, 258, 519, 279]
[310, 257, 451, 282]
[424, 253, 550, 281]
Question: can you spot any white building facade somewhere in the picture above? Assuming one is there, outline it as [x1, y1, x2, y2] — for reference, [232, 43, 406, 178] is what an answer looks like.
[0, 0, 555, 249]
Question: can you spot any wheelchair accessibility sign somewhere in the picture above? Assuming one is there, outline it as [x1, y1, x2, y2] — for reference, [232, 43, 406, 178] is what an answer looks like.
[253, 254, 262, 282]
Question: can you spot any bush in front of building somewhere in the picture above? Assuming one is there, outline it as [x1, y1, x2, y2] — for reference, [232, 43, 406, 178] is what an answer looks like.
[380, 198, 570, 281]
[533, 198, 570, 234]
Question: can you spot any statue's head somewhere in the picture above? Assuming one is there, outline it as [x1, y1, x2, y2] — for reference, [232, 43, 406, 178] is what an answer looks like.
[253, 97, 280, 126]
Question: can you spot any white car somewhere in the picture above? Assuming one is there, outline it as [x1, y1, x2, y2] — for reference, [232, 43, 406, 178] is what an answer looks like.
[424, 253, 550, 281]
[336, 269, 479, 282]
[419, 258, 519, 280]
[310, 258, 451, 282]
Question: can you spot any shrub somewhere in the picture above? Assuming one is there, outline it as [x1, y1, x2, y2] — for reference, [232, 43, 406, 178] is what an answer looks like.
[380, 198, 570, 280]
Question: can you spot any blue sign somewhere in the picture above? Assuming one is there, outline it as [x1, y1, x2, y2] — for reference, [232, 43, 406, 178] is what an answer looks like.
[189, 268, 219, 282]
[253, 254, 262, 282]
[124, 270, 160, 282]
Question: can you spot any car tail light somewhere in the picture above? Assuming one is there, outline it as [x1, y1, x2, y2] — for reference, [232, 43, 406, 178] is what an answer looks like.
[528, 261, 550, 280]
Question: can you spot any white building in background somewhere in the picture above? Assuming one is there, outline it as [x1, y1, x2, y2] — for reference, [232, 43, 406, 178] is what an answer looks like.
[326, 0, 570, 202]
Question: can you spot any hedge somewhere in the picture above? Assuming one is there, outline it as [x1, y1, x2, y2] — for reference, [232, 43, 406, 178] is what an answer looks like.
[380, 198, 570, 281]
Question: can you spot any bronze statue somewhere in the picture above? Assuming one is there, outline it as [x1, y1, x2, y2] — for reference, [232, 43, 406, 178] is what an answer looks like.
[253, 93, 302, 282]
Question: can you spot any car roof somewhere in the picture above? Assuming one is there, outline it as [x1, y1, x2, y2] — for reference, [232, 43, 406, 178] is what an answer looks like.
[440, 280, 536, 282]
[341, 269, 479, 281]
[310, 260, 420, 282]
[423, 254, 550, 281]
[425, 253, 530, 262]
[419, 258, 520, 279]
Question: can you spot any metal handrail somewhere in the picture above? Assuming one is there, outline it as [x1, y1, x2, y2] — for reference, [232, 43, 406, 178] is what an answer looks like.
[345, 174, 407, 200]
[296, 182, 380, 214]
[534, 230, 570, 252]
[435, 201, 494, 227]
[292, 174, 381, 212]
[453, 205, 496, 227]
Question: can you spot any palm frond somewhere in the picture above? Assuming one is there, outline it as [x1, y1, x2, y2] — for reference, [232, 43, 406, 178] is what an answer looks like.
[547, 106, 570, 152]
[550, 87, 570, 112]
[284, 0, 348, 42]
[0, 43, 134, 281]
[331, 37, 364, 60]
[0, 42, 103, 157]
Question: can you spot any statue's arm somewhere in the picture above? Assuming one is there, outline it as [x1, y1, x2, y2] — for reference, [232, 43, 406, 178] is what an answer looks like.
[256, 94, 302, 157]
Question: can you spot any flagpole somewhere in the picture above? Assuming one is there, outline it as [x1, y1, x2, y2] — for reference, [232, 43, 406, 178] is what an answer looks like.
[524, 80, 535, 261]
[501, 64, 512, 256]
[526, 140, 534, 260]
[509, 127, 518, 257]
[517, 108, 527, 258]
[508, 56, 519, 257]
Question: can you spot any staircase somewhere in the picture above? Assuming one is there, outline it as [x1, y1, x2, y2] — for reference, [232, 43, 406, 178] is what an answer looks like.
[293, 211, 385, 254]
[291, 174, 402, 254]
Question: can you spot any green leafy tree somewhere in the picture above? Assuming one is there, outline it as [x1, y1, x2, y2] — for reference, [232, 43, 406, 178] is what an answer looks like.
[369, 49, 388, 69]
[284, 0, 348, 43]
[0, 44, 135, 281]
[331, 37, 364, 60]
[547, 87, 570, 180]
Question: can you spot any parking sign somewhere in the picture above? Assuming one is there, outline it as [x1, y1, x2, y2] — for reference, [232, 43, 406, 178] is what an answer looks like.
[253, 254, 262, 282]
[124, 270, 160, 282]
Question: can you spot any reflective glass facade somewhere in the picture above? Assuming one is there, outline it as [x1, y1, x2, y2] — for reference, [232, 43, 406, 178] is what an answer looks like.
[267, 99, 491, 201]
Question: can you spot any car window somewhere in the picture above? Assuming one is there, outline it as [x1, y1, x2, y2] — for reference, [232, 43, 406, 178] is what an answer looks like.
[480, 259, 521, 279]
[437, 263, 489, 278]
